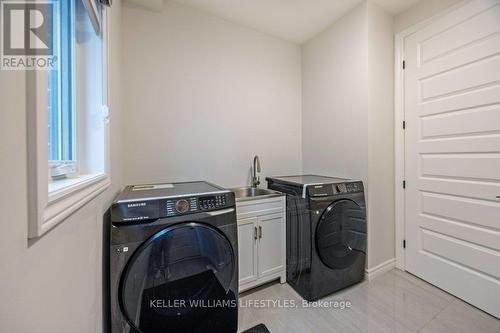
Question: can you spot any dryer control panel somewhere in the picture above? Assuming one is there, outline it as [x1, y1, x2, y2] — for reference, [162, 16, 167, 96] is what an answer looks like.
[307, 181, 364, 197]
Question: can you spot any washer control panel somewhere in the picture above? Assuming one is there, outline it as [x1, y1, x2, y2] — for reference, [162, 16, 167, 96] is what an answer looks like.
[111, 184, 235, 223]
[164, 194, 230, 217]
[199, 195, 227, 210]
[166, 197, 199, 216]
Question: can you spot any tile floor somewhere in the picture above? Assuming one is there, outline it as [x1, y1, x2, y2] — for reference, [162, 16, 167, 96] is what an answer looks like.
[238, 269, 500, 333]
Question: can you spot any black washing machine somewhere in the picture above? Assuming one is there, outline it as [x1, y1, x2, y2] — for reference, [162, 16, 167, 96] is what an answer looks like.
[109, 181, 238, 333]
[267, 175, 366, 301]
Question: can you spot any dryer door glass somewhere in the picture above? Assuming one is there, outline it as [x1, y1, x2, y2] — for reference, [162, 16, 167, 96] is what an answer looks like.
[316, 199, 366, 270]
[120, 222, 236, 333]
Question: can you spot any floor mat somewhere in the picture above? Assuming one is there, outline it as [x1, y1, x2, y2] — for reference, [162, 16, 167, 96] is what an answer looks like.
[241, 323, 270, 333]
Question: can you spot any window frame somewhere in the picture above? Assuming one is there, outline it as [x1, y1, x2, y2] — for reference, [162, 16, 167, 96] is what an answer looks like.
[26, 2, 110, 238]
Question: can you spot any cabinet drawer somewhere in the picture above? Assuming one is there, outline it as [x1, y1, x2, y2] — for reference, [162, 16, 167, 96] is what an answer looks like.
[236, 196, 285, 220]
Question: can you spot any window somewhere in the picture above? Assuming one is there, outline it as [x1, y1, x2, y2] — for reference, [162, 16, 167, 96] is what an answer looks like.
[48, 0, 74, 169]
[27, 0, 110, 238]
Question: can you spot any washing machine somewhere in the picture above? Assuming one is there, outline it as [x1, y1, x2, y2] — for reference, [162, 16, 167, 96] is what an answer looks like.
[266, 175, 366, 301]
[109, 181, 238, 333]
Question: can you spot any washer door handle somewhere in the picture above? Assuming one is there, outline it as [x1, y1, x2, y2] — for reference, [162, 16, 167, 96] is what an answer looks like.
[206, 208, 235, 216]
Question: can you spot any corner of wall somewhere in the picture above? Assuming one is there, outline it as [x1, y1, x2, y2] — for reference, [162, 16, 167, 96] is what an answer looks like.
[366, 2, 396, 270]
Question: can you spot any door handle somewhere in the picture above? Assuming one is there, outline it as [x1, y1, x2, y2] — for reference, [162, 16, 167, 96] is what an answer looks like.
[258, 226, 262, 239]
[254, 226, 258, 240]
[497, 196, 500, 199]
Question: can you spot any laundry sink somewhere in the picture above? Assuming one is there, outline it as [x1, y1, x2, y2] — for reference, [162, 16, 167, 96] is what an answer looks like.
[231, 187, 283, 201]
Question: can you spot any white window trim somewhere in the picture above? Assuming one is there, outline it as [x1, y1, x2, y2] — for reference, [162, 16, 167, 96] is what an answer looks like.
[26, 7, 110, 239]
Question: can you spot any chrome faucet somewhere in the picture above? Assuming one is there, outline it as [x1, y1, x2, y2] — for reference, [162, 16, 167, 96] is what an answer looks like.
[251, 155, 261, 188]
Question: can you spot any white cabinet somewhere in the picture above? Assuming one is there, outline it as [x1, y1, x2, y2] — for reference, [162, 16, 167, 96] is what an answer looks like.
[237, 217, 258, 285]
[236, 195, 286, 292]
[258, 213, 285, 278]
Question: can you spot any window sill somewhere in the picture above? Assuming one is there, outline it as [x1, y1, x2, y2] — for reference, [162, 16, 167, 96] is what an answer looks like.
[35, 173, 110, 237]
[48, 173, 106, 200]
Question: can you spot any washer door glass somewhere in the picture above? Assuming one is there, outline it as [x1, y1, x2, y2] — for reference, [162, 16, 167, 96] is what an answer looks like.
[120, 222, 235, 333]
[316, 199, 366, 270]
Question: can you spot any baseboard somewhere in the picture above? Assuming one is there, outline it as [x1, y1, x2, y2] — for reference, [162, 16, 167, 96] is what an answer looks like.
[365, 258, 396, 280]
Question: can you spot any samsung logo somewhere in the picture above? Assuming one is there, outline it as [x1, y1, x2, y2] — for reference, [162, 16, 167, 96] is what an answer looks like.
[127, 202, 147, 208]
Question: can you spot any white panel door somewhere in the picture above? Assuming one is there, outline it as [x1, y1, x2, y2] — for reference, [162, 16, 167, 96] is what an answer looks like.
[237, 217, 258, 286]
[257, 213, 285, 278]
[404, 0, 500, 318]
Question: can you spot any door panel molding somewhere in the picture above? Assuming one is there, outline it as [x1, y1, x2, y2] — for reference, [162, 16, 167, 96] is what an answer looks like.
[395, 0, 471, 271]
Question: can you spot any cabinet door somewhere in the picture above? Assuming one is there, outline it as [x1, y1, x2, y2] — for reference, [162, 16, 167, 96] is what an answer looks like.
[258, 213, 285, 278]
[237, 217, 258, 286]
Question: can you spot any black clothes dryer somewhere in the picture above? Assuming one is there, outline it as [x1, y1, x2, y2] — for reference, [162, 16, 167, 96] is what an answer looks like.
[109, 181, 238, 333]
[267, 175, 366, 301]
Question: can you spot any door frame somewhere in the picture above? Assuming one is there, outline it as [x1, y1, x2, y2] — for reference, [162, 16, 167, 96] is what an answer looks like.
[393, 0, 468, 271]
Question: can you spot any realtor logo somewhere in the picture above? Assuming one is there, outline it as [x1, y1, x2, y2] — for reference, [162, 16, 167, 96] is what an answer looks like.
[1, 0, 57, 70]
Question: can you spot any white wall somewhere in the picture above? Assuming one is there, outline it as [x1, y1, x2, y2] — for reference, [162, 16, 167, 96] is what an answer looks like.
[301, 3, 369, 182]
[394, 0, 462, 32]
[302, 1, 395, 270]
[121, 1, 302, 188]
[367, 1, 395, 268]
[0, 1, 473, 331]
[0, 1, 122, 332]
